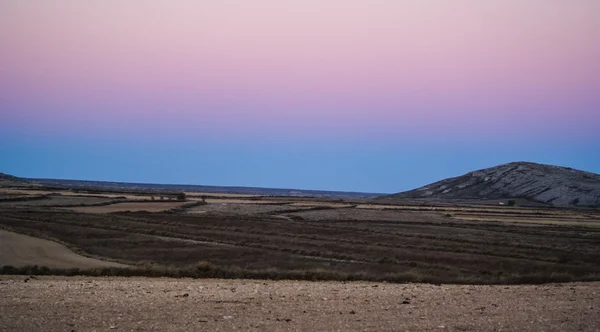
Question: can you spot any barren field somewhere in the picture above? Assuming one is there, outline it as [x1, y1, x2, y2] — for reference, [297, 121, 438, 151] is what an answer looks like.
[450, 213, 600, 228]
[0, 229, 127, 269]
[1, 205, 599, 284]
[0, 195, 116, 207]
[67, 201, 190, 213]
[288, 201, 354, 208]
[2, 185, 600, 284]
[2, 185, 600, 331]
[186, 192, 261, 198]
[0, 188, 154, 200]
[187, 203, 314, 215]
[204, 198, 289, 204]
[1, 276, 598, 331]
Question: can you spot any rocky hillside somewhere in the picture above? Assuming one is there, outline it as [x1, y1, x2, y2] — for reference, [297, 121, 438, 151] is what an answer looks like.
[386, 162, 600, 207]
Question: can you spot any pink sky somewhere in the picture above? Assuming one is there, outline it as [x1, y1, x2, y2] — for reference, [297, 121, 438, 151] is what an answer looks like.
[2, 0, 599, 139]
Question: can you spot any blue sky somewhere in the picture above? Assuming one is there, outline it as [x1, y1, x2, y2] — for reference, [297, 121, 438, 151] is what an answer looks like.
[2, 132, 598, 193]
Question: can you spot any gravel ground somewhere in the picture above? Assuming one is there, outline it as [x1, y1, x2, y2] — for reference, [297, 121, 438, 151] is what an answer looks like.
[1, 276, 598, 331]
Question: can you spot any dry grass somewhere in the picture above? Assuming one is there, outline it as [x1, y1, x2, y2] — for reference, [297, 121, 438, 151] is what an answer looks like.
[0, 229, 127, 269]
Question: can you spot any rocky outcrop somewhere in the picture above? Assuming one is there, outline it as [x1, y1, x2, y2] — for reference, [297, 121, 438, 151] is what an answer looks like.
[385, 162, 600, 207]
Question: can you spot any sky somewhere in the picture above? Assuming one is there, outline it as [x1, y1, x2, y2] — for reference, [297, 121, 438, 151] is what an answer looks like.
[1, 1, 599, 193]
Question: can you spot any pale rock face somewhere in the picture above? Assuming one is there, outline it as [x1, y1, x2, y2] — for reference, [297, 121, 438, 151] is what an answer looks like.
[388, 162, 600, 207]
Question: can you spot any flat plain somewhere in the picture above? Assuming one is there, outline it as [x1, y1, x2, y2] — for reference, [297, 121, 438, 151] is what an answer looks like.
[1, 276, 598, 331]
[1, 185, 600, 331]
[1, 186, 599, 284]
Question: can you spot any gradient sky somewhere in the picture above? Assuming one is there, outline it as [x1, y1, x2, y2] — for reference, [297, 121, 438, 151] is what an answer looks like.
[1, 1, 599, 193]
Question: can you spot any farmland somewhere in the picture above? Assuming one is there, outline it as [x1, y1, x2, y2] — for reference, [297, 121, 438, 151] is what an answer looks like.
[1, 185, 599, 284]
[0, 229, 127, 269]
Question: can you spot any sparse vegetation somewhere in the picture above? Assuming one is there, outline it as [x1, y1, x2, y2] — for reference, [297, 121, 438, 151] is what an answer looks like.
[2, 263, 596, 284]
[1, 183, 599, 285]
[1, 202, 599, 284]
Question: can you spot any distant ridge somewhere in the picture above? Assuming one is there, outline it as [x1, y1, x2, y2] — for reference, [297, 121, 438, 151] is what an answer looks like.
[384, 162, 600, 207]
[0, 173, 28, 186]
[0, 173, 20, 181]
[23, 177, 383, 199]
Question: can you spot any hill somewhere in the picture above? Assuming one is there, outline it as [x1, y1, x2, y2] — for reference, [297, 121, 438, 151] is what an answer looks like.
[0, 173, 28, 186]
[384, 162, 600, 207]
[0, 173, 20, 181]
[21, 177, 383, 198]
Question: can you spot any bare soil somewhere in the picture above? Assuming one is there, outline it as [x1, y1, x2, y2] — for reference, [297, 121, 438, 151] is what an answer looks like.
[0, 195, 115, 207]
[67, 201, 189, 213]
[0, 276, 598, 331]
[0, 230, 127, 269]
[451, 213, 600, 228]
[1, 205, 599, 283]
[2, 185, 600, 283]
[185, 192, 261, 198]
[186, 203, 314, 215]
[0, 188, 155, 200]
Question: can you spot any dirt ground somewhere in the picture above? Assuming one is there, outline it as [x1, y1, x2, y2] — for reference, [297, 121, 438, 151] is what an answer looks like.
[66, 201, 189, 213]
[186, 203, 314, 215]
[0, 188, 154, 200]
[0, 276, 598, 332]
[0, 230, 127, 269]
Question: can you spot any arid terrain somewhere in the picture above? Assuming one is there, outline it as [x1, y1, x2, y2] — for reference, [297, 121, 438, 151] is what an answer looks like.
[1, 178, 599, 331]
[1, 276, 598, 331]
[1, 183, 600, 283]
[0, 229, 127, 269]
[388, 162, 600, 207]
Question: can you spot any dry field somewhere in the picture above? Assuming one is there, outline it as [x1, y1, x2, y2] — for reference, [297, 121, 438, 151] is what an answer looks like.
[450, 213, 600, 228]
[288, 201, 354, 208]
[1, 185, 600, 284]
[0, 276, 598, 331]
[2, 186, 600, 331]
[0, 187, 192, 213]
[204, 198, 289, 204]
[186, 192, 262, 198]
[0, 195, 116, 207]
[0, 188, 153, 200]
[187, 203, 314, 215]
[0, 229, 127, 269]
[66, 201, 190, 213]
[1, 205, 599, 284]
